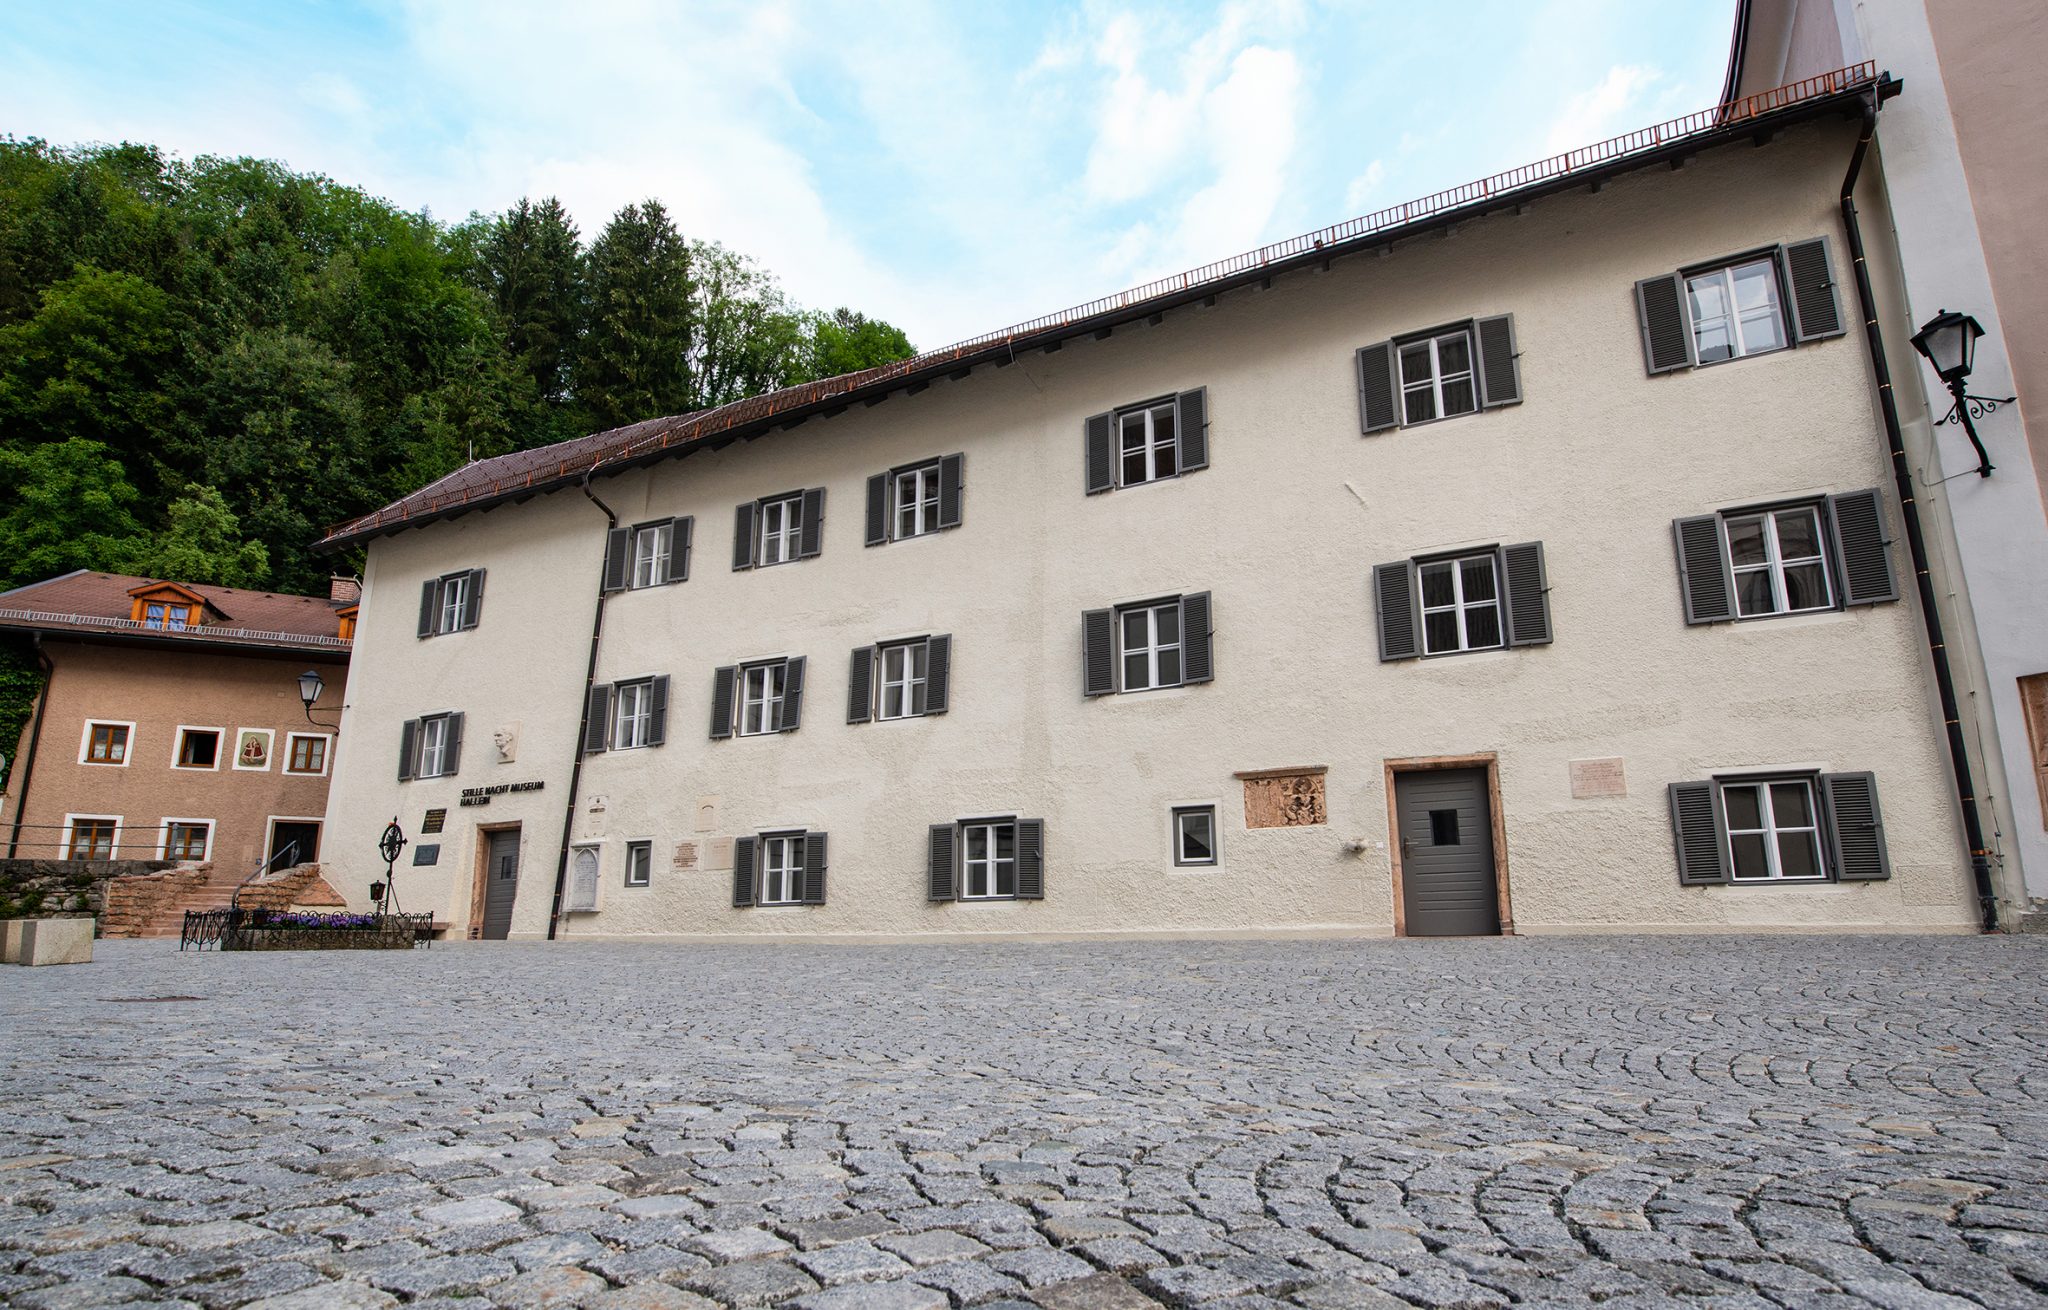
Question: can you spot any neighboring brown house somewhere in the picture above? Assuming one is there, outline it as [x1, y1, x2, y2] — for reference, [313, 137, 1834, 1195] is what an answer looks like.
[0, 571, 354, 876]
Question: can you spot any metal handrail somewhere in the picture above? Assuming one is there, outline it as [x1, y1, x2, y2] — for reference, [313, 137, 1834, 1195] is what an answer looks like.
[230, 842, 301, 908]
[0, 607, 350, 647]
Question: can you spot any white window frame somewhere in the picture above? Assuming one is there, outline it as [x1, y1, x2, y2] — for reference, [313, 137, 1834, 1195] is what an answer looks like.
[631, 521, 673, 588]
[437, 571, 471, 634]
[612, 679, 655, 750]
[171, 724, 223, 772]
[1722, 503, 1834, 619]
[877, 641, 929, 720]
[757, 494, 803, 566]
[79, 719, 135, 767]
[62, 813, 122, 860]
[1685, 256, 1789, 365]
[283, 732, 331, 777]
[1418, 552, 1505, 656]
[1117, 600, 1183, 692]
[1719, 776, 1827, 883]
[738, 661, 787, 737]
[232, 727, 276, 772]
[623, 839, 653, 888]
[960, 819, 1019, 900]
[415, 714, 454, 778]
[1396, 326, 1478, 426]
[758, 832, 804, 906]
[143, 601, 193, 631]
[893, 463, 941, 540]
[158, 817, 215, 862]
[1116, 399, 1179, 488]
[1171, 804, 1221, 869]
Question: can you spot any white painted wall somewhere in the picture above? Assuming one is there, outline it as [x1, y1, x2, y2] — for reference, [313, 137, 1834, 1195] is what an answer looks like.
[323, 120, 1979, 940]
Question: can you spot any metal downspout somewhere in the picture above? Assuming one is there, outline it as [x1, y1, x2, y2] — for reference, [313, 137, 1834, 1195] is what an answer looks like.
[547, 472, 617, 940]
[1839, 90, 2001, 931]
[3, 634, 53, 859]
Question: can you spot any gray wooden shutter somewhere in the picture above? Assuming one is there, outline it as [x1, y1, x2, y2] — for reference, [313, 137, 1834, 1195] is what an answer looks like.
[1084, 412, 1114, 494]
[924, 634, 952, 714]
[1668, 781, 1731, 885]
[732, 836, 756, 907]
[397, 719, 417, 781]
[732, 501, 757, 570]
[1082, 608, 1116, 696]
[667, 516, 692, 583]
[647, 675, 669, 747]
[1179, 592, 1213, 684]
[1635, 273, 1694, 374]
[583, 684, 611, 755]
[938, 453, 965, 528]
[444, 713, 464, 775]
[461, 569, 485, 629]
[417, 580, 438, 637]
[801, 831, 827, 905]
[1176, 388, 1209, 472]
[1356, 341, 1398, 433]
[1827, 489, 1898, 606]
[798, 487, 825, 558]
[1823, 772, 1890, 881]
[709, 666, 736, 739]
[603, 527, 630, 592]
[1373, 562, 1421, 661]
[777, 656, 805, 731]
[865, 473, 889, 546]
[1780, 237, 1845, 343]
[1499, 543, 1552, 646]
[1672, 515, 1736, 625]
[1016, 818, 1045, 900]
[1474, 315, 1522, 408]
[847, 645, 874, 724]
[927, 824, 957, 901]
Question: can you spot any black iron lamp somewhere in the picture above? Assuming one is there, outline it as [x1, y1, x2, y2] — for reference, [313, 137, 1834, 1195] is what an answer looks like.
[297, 669, 340, 727]
[1910, 308, 2010, 478]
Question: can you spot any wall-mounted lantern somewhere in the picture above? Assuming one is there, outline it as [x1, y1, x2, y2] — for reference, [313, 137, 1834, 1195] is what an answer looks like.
[1910, 308, 2012, 478]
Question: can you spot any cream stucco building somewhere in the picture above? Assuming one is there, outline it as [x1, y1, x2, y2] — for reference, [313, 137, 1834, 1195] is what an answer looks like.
[316, 66, 2005, 942]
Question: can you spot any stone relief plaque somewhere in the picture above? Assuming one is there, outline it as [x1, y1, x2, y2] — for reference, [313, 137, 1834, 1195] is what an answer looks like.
[1237, 766, 1329, 828]
[1569, 757, 1627, 799]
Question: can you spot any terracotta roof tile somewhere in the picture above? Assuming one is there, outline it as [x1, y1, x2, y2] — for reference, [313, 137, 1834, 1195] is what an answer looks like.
[0, 570, 351, 651]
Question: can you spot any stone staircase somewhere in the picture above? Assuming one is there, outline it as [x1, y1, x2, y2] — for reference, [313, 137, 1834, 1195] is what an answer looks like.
[102, 863, 347, 938]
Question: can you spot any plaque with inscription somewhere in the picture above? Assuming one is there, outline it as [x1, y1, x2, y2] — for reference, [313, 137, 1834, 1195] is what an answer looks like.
[705, 836, 735, 870]
[673, 841, 698, 871]
[421, 809, 446, 834]
[412, 844, 440, 866]
[1569, 757, 1627, 799]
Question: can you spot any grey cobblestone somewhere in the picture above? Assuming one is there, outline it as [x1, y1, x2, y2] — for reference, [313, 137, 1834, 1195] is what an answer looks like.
[4, 937, 2048, 1308]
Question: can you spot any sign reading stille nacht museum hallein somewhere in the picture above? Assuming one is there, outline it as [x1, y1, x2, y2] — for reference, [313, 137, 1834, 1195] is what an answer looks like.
[458, 780, 546, 808]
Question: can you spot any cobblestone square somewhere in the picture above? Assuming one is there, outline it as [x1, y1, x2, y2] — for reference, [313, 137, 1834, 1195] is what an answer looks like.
[4, 935, 2048, 1308]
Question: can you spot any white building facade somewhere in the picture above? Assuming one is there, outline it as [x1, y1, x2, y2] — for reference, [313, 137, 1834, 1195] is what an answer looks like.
[318, 70, 2001, 942]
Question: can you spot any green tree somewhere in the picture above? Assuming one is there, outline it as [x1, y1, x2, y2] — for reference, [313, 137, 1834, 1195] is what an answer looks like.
[140, 485, 270, 588]
[472, 197, 584, 415]
[0, 438, 148, 589]
[580, 200, 693, 428]
[805, 307, 916, 379]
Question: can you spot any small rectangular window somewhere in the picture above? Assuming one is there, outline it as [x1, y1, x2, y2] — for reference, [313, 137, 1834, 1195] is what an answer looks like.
[164, 821, 211, 861]
[1172, 805, 1218, 867]
[961, 820, 1019, 899]
[739, 662, 787, 736]
[68, 817, 118, 860]
[624, 840, 652, 888]
[758, 495, 803, 566]
[1721, 777, 1825, 881]
[1119, 600, 1183, 692]
[285, 734, 328, 775]
[893, 463, 941, 540]
[1418, 553, 1503, 655]
[613, 680, 655, 749]
[1724, 505, 1832, 617]
[1397, 328, 1477, 425]
[438, 574, 469, 634]
[1686, 257, 1788, 364]
[878, 641, 929, 719]
[1117, 400, 1179, 487]
[177, 728, 220, 769]
[416, 715, 451, 778]
[631, 521, 673, 588]
[759, 833, 803, 905]
[84, 723, 130, 765]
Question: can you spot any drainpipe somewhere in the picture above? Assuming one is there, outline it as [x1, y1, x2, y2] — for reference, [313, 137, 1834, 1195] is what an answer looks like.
[546, 471, 617, 940]
[1839, 89, 2000, 931]
[4, 634, 53, 859]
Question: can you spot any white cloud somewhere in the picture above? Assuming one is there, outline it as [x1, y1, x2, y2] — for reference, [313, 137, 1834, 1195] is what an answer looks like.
[1343, 159, 1386, 214]
[1544, 64, 1661, 154]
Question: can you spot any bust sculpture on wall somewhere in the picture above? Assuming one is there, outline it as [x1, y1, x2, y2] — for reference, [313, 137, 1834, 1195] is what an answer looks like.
[493, 722, 520, 764]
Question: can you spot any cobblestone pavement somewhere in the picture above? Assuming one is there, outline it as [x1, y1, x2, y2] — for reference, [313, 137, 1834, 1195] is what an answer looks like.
[5, 936, 2048, 1310]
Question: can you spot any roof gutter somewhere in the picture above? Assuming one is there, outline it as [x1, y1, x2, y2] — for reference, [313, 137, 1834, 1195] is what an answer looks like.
[1837, 83, 2001, 931]
[545, 470, 616, 940]
[4, 635, 54, 859]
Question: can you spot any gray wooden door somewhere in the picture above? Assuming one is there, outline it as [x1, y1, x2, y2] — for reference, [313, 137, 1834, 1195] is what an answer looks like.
[481, 829, 520, 941]
[1395, 768, 1501, 936]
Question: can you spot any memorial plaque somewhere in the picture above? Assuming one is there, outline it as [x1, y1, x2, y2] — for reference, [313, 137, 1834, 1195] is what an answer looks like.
[673, 841, 698, 871]
[421, 808, 447, 834]
[413, 844, 440, 866]
[705, 836, 735, 869]
[1569, 757, 1627, 799]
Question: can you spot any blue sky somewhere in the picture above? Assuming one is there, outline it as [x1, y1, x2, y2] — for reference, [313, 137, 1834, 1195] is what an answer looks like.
[2, 1, 1738, 349]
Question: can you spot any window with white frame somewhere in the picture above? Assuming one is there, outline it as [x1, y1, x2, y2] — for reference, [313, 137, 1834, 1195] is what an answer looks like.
[1397, 328, 1478, 425]
[175, 727, 220, 769]
[1173, 805, 1218, 867]
[612, 679, 655, 749]
[163, 820, 211, 861]
[1724, 504, 1832, 618]
[144, 601, 192, 631]
[894, 463, 941, 540]
[740, 662, 787, 736]
[758, 833, 804, 905]
[1721, 777, 1825, 882]
[758, 494, 802, 566]
[961, 820, 1018, 899]
[878, 641, 929, 719]
[82, 721, 131, 765]
[416, 714, 452, 778]
[285, 733, 328, 775]
[624, 839, 652, 888]
[1686, 257, 1787, 364]
[1119, 601, 1183, 691]
[438, 573, 470, 634]
[1118, 400, 1179, 487]
[67, 816, 119, 860]
[632, 521, 673, 588]
[1419, 553, 1504, 655]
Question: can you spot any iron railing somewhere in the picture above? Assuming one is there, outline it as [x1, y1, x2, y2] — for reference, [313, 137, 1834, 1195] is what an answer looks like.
[180, 907, 435, 951]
